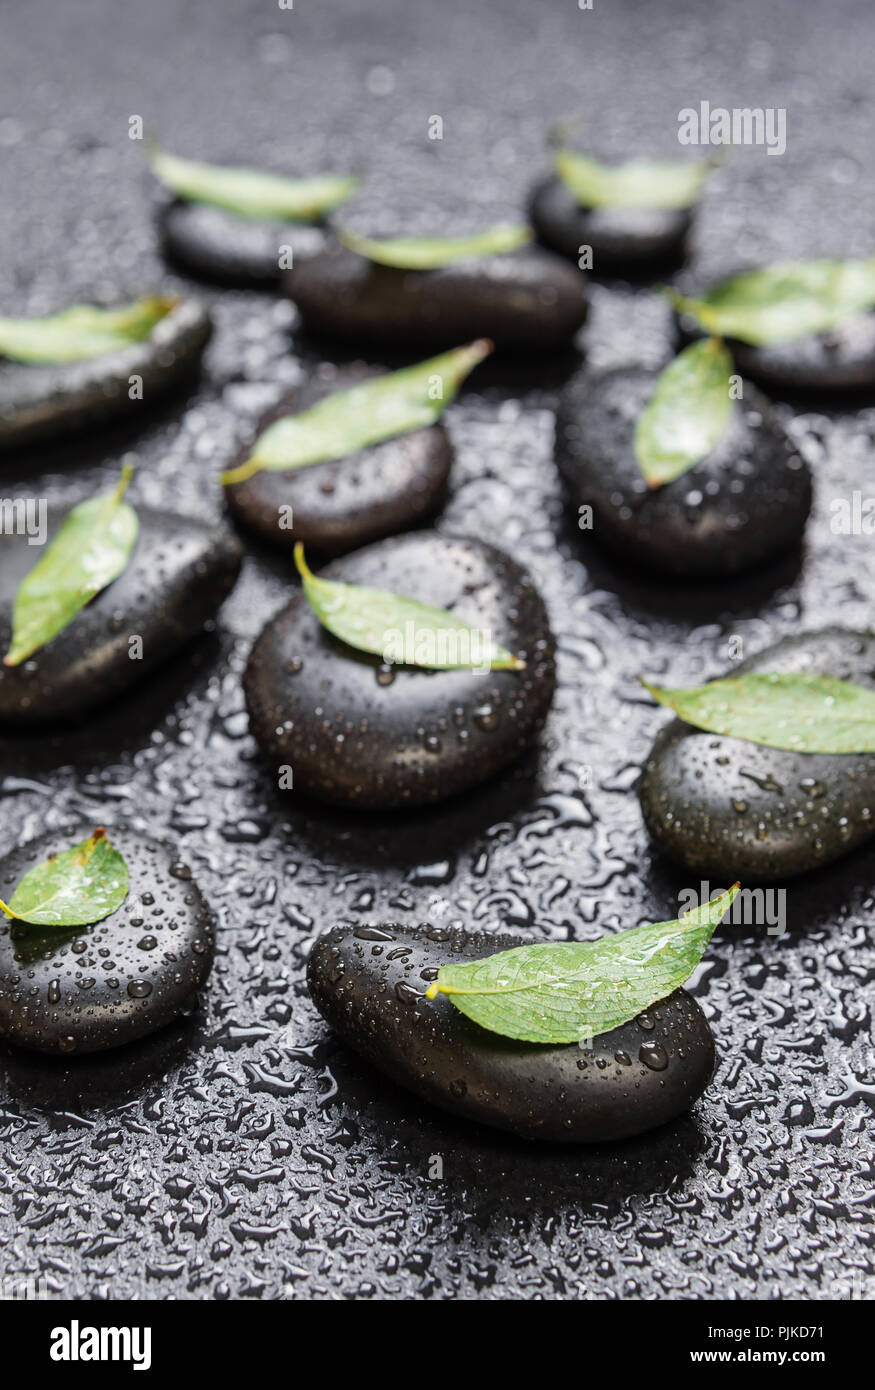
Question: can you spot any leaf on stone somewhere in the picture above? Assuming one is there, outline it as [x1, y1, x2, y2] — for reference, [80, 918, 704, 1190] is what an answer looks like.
[294, 543, 526, 672]
[668, 259, 875, 346]
[4, 463, 139, 666]
[553, 146, 711, 210]
[0, 828, 129, 928]
[337, 224, 531, 269]
[148, 144, 358, 222]
[634, 337, 735, 487]
[0, 296, 177, 364]
[642, 671, 875, 753]
[221, 339, 492, 485]
[425, 886, 739, 1043]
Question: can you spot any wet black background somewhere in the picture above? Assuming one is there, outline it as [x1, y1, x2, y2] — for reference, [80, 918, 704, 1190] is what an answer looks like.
[0, 0, 873, 1300]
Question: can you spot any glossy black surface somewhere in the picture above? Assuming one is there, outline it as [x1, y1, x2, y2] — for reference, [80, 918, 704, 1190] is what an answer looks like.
[159, 199, 330, 287]
[0, 0, 872, 1302]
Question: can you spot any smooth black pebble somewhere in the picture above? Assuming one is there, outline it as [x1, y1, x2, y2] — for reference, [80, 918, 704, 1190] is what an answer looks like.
[158, 199, 330, 287]
[0, 506, 241, 724]
[675, 296, 875, 395]
[529, 175, 693, 275]
[307, 922, 716, 1142]
[244, 532, 556, 808]
[285, 243, 588, 351]
[639, 628, 875, 881]
[555, 365, 811, 577]
[225, 365, 451, 556]
[0, 826, 214, 1055]
[0, 297, 211, 449]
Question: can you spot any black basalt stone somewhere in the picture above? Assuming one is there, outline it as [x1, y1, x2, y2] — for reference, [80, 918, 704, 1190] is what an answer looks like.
[675, 293, 875, 396]
[307, 921, 716, 1142]
[158, 198, 330, 287]
[639, 628, 875, 881]
[285, 243, 588, 351]
[243, 532, 556, 808]
[529, 175, 693, 276]
[0, 826, 215, 1055]
[0, 297, 212, 449]
[0, 506, 242, 725]
[224, 366, 452, 556]
[555, 364, 811, 578]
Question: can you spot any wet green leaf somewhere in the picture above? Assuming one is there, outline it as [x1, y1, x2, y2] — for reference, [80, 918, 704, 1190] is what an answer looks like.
[4, 463, 139, 666]
[338, 224, 531, 269]
[668, 258, 875, 346]
[642, 671, 875, 753]
[294, 543, 525, 672]
[148, 145, 358, 222]
[0, 829, 129, 928]
[0, 296, 176, 364]
[425, 886, 739, 1043]
[221, 339, 492, 485]
[553, 146, 711, 210]
[634, 338, 735, 487]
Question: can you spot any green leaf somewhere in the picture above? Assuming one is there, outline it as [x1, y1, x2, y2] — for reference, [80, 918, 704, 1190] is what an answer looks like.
[0, 296, 177, 364]
[553, 146, 711, 210]
[221, 339, 492, 485]
[337, 224, 531, 269]
[425, 885, 739, 1043]
[147, 145, 358, 222]
[634, 338, 735, 488]
[4, 463, 139, 666]
[642, 672, 875, 753]
[0, 828, 129, 928]
[294, 543, 526, 672]
[668, 258, 875, 347]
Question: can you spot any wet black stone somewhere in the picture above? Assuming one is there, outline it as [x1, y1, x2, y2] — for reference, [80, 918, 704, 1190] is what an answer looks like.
[0, 826, 214, 1055]
[675, 297, 875, 395]
[0, 297, 212, 449]
[529, 175, 693, 276]
[555, 364, 811, 577]
[639, 628, 875, 881]
[243, 532, 556, 808]
[0, 506, 242, 725]
[307, 921, 716, 1142]
[224, 365, 452, 556]
[158, 198, 330, 287]
[285, 243, 588, 351]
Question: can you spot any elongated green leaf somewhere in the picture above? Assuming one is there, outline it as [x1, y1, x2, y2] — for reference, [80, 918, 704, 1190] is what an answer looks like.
[634, 338, 735, 487]
[0, 296, 176, 364]
[338, 224, 531, 269]
[669, 258, 875, 347]
[294, 543, 525, 671]
[425, 885, 739, 1043]
[642, 672, 875, 753]
[4, 464, 139, 666]
[0, 828, 129, 927]
[221, 339, 492, 485]
[553, 146, 711, 210]
[148, 145, 358, 222]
